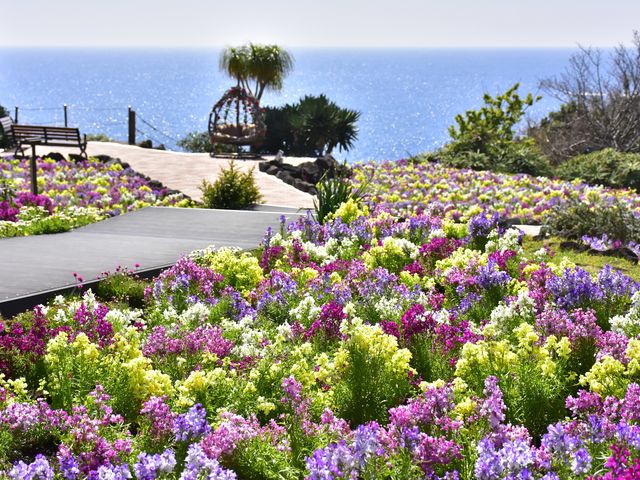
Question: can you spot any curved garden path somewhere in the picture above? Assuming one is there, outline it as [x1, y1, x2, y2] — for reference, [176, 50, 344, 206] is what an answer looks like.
[26, 142, 315, 208]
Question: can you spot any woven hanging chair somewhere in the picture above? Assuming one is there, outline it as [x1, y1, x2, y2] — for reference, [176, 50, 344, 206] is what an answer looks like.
[208, 87, 266, 155]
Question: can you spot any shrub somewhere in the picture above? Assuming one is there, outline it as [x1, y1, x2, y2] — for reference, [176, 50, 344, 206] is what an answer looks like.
[178, 131, 237, 154]
[314, 170, 367, 224]
[447, 83, 540, 157]
[542, 197, 640, 245]
[85, 133, 114, 142]
[555, 149, 640, 190]
[178, 131, 214, 153]
[94, 268, 148, 309]
[437, 144, 552, 176]
[200, 160, 262, 209]
[261, 95, 360, 156]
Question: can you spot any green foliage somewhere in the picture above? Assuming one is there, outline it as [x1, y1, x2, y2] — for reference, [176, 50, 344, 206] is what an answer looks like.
[196, 247, 264, 295]
[542, 197, 640, 244]
[556, 148, 640, 190]
[522, 236, 640, 281]
[85, 133, 114, 142]
[177, 131, 236, 154]
[447, 83, 540, 157]
[436, 143, 552, 176]
[94, 270, 148, 309]
[314, 170, 367, 224]
[178, 131, 214, 153]
[220, 44, 294, 101]
[262, 95, 360, 156]
[333, 325, 413, 425]
[200, 160, 262, 209]
[0, 206, 104, 237]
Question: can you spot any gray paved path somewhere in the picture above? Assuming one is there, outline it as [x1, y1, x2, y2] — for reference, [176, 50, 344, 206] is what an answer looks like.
[0, 206, 305, 302]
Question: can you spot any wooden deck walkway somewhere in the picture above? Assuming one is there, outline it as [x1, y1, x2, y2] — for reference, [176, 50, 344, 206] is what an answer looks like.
[0, 206, 305, 316]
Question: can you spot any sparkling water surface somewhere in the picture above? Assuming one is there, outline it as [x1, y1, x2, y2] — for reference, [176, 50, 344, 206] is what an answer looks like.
[0, 48, 577, 162]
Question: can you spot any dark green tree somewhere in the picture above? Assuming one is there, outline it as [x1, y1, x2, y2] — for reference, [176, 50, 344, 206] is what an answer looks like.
[447, 83, 540, 157]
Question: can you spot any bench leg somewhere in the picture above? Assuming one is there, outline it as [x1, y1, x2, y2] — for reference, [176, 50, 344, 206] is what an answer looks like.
[80, 145, 88, 159]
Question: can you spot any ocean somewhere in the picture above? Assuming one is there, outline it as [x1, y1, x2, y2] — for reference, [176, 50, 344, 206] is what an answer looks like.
[0, 48, 577, 162]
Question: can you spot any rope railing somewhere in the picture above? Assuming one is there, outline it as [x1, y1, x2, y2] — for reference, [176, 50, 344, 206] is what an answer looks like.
[136, 114, 182, 146]
[10, 104, 185, 149]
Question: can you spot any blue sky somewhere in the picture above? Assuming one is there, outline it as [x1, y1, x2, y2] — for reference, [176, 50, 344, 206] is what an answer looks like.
[2, 0, 639, 47]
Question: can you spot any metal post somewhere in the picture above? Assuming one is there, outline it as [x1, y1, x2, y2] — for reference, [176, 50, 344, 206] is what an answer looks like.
[128, 106, 136, 145]
[63, 104, 68, 127]
[30, 144, 38, 195]
[14, 106, 19, 124]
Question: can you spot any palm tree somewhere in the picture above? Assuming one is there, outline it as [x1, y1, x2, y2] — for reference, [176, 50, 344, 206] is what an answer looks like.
[219, 44, 294, 101]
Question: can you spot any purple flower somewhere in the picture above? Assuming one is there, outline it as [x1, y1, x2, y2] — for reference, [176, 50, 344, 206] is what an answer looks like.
[281, 376, 303, 404]
[480, 376, 506, 429]
[571, 448, 592, 475]
[133, 450, 176, 480]
[305, 301, 345, 341]
[57, 446, 80, 480]
[173, 404, 211, 442]
[8, 455, 54, 480]
[179, 443, 236, 480]
[547, 267, 603, 310]
[88, 463, 131, 480]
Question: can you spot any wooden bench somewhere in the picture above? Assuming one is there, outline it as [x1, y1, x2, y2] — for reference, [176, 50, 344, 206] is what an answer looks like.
[0, 116, 19, 152]
[1, 118, 88, 158]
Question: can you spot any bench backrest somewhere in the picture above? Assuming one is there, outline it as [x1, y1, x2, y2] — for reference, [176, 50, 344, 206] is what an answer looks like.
[0, 116, 13, 136]
[12, 124, 81, 143]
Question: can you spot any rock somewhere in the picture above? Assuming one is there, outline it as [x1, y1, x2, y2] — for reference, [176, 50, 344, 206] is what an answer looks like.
[44, 152, 65, 162]
[138, 139, 153, 149]
[276, 170, 293, 183]
[68, 153, 86, 163]
[298, 161, 322, 183]
[315, 154, 339, 171]
[94, 154, 116, 163]
[293, 178, 315, 193]
[258, 153, 349, 195]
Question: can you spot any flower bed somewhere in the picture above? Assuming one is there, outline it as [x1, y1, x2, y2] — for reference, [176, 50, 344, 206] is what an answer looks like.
[2, 205, 640, 479]
[353, 160, 640, 223]
[0, 156, 191, 237]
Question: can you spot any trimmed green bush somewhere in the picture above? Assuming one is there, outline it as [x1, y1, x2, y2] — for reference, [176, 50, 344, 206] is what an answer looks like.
[542, 197, 640, 244]
[556, 149, 640, 190]
[200, 160, 262, 209]
[435, 144, 552, 177]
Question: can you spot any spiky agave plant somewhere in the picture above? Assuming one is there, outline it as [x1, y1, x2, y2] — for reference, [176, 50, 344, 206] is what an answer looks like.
[313, 166, 368, 224]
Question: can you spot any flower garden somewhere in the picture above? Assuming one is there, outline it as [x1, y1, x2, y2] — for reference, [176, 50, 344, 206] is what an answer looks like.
[0, 157, 191, 237]
[353, 160, 640, 224]
[3, 177, 640, 480]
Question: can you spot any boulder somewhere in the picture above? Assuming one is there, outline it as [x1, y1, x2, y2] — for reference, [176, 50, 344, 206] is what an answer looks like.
[94, 154, 117, 163]
[44, 152, 65, 162]
[68, 153, 86, 163]
[258, 154, 350, 195]
[298, 162, 322, 183]
[293, 178, 315, 193]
